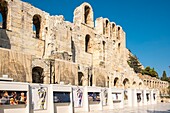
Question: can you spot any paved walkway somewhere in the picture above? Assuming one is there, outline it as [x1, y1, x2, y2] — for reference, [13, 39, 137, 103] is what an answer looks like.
[87, 103, 170, 113]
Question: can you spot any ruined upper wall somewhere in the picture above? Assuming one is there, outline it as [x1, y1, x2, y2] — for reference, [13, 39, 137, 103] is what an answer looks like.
[73, 2, 94, 28]
[0, 0, 127, 65]
[0, 0, 73, 59]
[0, 0, 51, 57]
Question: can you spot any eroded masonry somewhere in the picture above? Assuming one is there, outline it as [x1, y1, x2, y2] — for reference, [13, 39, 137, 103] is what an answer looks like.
[0, 0, 169, 95]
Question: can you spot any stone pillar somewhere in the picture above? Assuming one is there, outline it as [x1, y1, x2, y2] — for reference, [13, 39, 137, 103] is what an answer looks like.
[132, 89, 137, 107]
[83, 86, 89, 112]
[43, 67, 50, 84]
[143, 90, 147, 105]
[127, 89, 132, 107]
[108, 88, 113, 109]
[83, 69, 89, 86]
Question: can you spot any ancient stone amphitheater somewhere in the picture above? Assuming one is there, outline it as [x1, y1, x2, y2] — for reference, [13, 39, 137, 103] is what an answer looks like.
[0, 0, 169, 95]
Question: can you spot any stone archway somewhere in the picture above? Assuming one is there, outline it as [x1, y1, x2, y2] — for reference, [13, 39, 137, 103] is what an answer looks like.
[33, 14, 41, 38]
[132, 81, 136, 85]
[78, 72, 84, 86]
[0, 0, 8, 29]
[132, 81, 136, 88]
[84, 5, 93, 26]
[123, 78, 130, 89]
[113, 77, 119, 87]
[32, 67, 44, 83]
[139, 82, 142, 88]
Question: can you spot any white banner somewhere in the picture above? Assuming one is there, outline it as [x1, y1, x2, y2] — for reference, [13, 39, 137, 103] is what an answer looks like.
[32, 87, 47, 110]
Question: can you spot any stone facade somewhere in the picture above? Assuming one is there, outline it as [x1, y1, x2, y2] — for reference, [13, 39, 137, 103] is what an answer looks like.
[0, 0, 169, 92]
[138, 74, 169, 96]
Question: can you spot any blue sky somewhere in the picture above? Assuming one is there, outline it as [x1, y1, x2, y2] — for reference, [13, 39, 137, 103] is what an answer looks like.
[21, 0, 170, 77]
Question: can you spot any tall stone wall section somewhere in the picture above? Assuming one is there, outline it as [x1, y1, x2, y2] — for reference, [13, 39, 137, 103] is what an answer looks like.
[0, 0, 168, 91]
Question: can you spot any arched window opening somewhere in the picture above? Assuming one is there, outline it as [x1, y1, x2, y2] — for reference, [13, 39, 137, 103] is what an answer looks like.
[103, 41, 105, 61]
[84, 5, 90, 25]
[0, 14, 2, 27]
[114, 77, 119, 87]
[78, 72, 83, 86]
[147, 80, 149, 86]
[0, 1, 8, 29]
[112, 23, 115, 32]
[133, 81, 136, 85]
[85, 35, 90, 52]
[123, 78, 130, 89]
[139, 82, 142, 86]
[33, 14, 41, 39]
[105, 20, 109, 35]
[118, 43, 121, 52]
[32, 67, 44, 83]
[117, 27, 121, 39]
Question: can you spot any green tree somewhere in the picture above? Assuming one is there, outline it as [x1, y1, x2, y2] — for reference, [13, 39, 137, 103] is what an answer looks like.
[142, 66, 159, 78]
[161, 71, 168, 81]
[127, 54, 142, 73]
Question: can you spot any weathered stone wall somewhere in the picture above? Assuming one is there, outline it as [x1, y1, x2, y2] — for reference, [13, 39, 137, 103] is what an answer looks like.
[139, 74, 169, 95]
[55, 59, 78, 85]
[0, 0, 169, 92]
[0, 0, 49, 57]
[0, 48, 32, 82]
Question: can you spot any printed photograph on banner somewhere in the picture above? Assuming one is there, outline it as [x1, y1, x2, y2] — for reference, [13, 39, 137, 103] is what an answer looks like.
[73, 87, 83, 107]
[102, 89, 108, 106]
[0, 91, 27, 105]
[88, 92, 100, 104]
[53, 92, 70, 103]
[112, 93, 122, 103]
[32, 87, 47, 110]
[124, 90, 128, 100]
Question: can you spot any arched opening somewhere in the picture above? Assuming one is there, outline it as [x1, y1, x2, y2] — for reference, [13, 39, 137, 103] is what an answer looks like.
[105, 20, 109, 35]
[0, 14, 2, 27]
[84, 5, 90, 25]
[111, 23, 116, 38]
[139, 82, 142, 86]
[139, 82, 142, 89]
[32, 67, 44, 83]
[147, 80, 149, 86]
[33, 14, 41, 39]
[85, 34, 91, 53]
[150, 81, 152, 88]
[117, 27, 121, 39]
[0, 1, 8, 29]
[144, 80, 146, 85]
[123, 78, 130, 89]
[118, 43, 121, 52]
[114, 77, 119, 87]
[78, 72, 84, 86]
[132, 81, 136, 86]
[152, 81, 154, 88]
[112, 23, 115, 32]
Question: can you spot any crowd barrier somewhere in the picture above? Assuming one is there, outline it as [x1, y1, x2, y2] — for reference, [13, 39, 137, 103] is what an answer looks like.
[0, 82, 158, 113]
